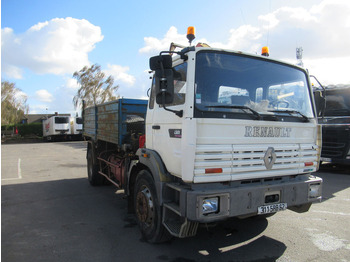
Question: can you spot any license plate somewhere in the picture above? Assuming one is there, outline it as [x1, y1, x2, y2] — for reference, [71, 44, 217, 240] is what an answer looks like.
[321, 157, 332, 162]
[258, 203, 287, 215]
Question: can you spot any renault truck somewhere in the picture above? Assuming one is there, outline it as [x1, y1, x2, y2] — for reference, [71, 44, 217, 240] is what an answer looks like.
[83, 28, 322, 243]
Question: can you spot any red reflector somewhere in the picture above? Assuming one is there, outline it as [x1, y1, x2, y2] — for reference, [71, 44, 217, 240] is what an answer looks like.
[139, 134, 145, 148]
[205, 168, 223, 174]
[304, 162, 313, 167]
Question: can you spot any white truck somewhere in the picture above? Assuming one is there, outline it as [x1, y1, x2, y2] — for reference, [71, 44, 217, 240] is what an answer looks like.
[70, 116, 83, 140]
[42, 115, 71, 141]
[83, 30, 322, 243]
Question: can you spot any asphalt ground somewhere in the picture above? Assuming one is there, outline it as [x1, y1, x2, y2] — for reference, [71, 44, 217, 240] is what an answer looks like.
[1, 141, 350, 262]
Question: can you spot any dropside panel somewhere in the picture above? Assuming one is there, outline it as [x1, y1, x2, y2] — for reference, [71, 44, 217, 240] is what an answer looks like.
[96, 102, 120, 144]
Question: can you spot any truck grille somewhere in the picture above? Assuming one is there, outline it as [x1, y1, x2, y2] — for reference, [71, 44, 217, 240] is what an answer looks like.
[321, 126, 350, 159]
[194, 144, 318, 182]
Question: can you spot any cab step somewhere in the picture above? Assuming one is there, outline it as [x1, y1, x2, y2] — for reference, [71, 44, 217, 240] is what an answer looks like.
[162, 182, 198, 238]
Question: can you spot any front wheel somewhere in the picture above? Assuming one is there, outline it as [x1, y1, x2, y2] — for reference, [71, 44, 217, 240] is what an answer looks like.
[134, 170, 172, 243]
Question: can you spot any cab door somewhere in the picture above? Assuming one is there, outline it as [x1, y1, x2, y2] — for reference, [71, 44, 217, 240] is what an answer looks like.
[146, 62, 187, 177]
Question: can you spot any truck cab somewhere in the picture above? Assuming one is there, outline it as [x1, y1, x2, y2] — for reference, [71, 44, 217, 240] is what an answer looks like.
[43, 115, 71, 141]
[147, 47, 321, 182]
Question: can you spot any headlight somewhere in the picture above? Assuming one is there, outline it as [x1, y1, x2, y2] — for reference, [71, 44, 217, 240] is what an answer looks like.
[202, 198, 219, 214]
[309, 183, 322, 198]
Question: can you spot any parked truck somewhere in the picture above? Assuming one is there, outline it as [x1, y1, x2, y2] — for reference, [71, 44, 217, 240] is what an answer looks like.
[70, 116, 83, 140]
[43, 115, 71, 141]
[83, 29, 322, 243]
[314, 84, 350, 165]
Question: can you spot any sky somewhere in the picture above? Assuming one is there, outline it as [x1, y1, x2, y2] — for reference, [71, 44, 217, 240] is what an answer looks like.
[1, 0, 350, 116]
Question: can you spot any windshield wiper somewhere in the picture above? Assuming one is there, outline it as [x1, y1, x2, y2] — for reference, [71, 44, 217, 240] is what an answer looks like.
[268, 110, 309, 122]
[205, 105, 261, 120]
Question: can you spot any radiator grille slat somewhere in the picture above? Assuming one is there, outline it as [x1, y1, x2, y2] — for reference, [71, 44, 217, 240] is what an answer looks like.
[194, 143, 318, 181]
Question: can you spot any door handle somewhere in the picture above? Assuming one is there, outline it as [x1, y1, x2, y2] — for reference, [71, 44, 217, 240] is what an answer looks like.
[152, 125, 160, 130]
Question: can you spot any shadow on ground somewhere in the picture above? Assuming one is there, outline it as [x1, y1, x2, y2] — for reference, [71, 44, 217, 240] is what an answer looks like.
[316, 164, 350, 201]
[2, 178, 286, 262]
[318, 163, 349, 175]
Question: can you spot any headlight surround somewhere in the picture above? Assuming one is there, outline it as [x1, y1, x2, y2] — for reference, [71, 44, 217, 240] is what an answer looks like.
[202, 197, 219, 214]
[309, 183, 322, 198]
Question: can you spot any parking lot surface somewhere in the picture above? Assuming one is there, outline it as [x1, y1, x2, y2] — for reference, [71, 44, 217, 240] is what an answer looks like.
[2, 141, 350, 262]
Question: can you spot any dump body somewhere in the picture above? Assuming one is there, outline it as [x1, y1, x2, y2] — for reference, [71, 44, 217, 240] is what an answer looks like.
[83, 98, 148, 146]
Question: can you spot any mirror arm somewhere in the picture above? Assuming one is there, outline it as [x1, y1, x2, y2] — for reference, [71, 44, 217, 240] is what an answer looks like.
[161, 92, 183, 118]
[160, 50, 189, 61]
[310, 75, 326, 119]
[157, 56, 183, 117]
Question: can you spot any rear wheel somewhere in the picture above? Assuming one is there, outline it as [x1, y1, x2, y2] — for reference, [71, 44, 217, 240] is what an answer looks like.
[134, 170, 172, 243]
[87, 148, 103, 186]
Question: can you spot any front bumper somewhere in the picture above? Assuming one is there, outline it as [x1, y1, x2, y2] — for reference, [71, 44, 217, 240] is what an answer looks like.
[181, 175, 322, 223]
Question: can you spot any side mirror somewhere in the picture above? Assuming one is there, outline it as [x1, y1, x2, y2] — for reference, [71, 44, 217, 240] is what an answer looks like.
[155, 69, 174, 104]
[150, 55, 172, 70]
[149, 55, 174, 105]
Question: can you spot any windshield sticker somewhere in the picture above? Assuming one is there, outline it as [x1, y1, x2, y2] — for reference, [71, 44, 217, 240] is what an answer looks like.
[245, 126, 292, 138]
[196, 94, 202, 104]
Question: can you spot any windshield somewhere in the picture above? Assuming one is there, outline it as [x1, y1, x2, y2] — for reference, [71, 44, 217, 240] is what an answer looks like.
[76, 117, 83, 124]
[322, 87, 350, 117]
[54, 117, 69, 124]
[194, 51, 314, 121]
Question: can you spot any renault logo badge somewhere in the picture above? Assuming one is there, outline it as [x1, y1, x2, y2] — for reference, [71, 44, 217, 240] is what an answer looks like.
[264, 147, 276, 170]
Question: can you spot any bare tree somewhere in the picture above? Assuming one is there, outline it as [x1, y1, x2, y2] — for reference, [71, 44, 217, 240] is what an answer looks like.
[72, 64, 119, 109]
[1, 81, 29, 125]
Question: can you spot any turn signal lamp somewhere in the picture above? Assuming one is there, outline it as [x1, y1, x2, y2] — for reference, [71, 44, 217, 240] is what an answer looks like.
[261, 46, 269, 57]
[187, 26, 195, 45]
[205, 168, 223, 174]
[304, 162, 314, 167]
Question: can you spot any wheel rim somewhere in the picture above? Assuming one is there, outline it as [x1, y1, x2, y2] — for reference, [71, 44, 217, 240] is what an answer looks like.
[136, 186, 154, 226]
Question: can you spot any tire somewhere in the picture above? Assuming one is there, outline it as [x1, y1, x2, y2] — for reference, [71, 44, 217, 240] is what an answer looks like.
[134, 170, 172, 243]
[87, 148, 104, 186]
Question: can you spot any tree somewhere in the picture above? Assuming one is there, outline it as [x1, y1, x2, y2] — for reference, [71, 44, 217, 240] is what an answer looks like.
[1, 81, 29, 125]
[72, 64, 119, 109]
